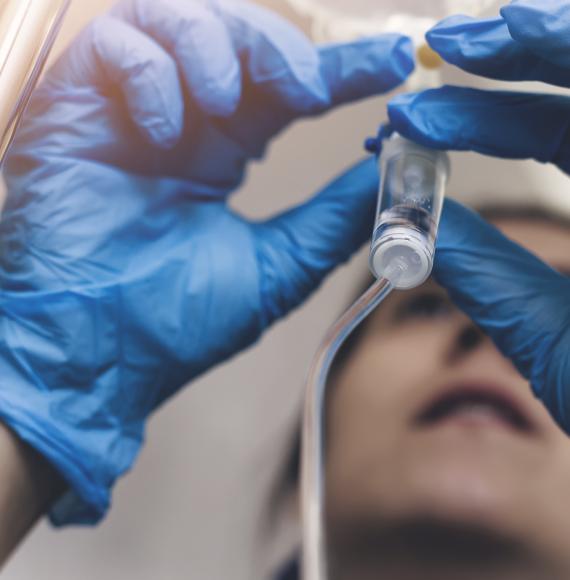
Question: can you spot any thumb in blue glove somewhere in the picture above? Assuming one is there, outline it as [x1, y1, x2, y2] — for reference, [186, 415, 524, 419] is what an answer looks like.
[382, 0, 570, 434]
[435, 200, 570, 432]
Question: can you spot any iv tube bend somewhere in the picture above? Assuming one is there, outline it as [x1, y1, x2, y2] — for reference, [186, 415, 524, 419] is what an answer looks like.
[301, 134, 450, 580]
[301, 277, 395, 580]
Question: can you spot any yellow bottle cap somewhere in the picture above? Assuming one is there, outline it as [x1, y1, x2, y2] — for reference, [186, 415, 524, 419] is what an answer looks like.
[417, 43, 444, 70]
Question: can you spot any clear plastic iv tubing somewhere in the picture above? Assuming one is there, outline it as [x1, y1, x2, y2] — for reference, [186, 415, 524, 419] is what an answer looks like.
[301, 277, 395, 580]
[301, 133, 450, 579]
[0, 0, 71, 165]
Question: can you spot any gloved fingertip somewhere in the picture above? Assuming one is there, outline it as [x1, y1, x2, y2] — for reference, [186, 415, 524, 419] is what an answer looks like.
[387, 93, 421, 137]
[427, 14, 472, 37]
[192, 64, 242, 118]
[193, 92, 239, 118]
[500, 1, 550, 42]
[355, 33, 416, 85]
[134, 95, 184, 148]
[141, 118, 183, 149]
[500, 0, 570, 74]
[389, 86, 474, 151]
[316, 33, 415, 110]
[391, 34, 416, 82]
[203, 94, 241, 118]
[500, 0, 538, 23]
[426, 14, 477, 56]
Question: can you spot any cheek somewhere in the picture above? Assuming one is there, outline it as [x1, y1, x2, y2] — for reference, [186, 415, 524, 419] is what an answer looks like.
[325, 328, 448, 507]
[330, 324, 449, 421]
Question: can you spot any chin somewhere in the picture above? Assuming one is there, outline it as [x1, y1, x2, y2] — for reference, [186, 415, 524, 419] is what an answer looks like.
[393, 428, 541, 529]
[327, 515, 563, 580]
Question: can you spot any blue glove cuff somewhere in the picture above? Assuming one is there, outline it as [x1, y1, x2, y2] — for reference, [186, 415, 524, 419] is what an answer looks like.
[0, 392, 112, 525]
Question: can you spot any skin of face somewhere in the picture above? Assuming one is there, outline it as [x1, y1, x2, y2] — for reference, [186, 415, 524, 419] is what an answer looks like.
[324, 217, 570, 580]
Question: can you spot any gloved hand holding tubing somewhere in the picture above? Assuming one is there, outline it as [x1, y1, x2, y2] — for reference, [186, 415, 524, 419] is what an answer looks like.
[388, 0, 570, 431]
[0, 0, 414, 525]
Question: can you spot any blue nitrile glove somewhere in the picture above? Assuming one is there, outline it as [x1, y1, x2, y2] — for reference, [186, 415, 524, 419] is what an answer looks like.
[387, 0, 570, 174]
[435, 199, 570, 433]
[385, 1, 570, 430]
[0, 0, 414, 525]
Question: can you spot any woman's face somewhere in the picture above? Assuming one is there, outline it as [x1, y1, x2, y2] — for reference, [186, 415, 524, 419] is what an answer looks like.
[325, 217, 570, 580]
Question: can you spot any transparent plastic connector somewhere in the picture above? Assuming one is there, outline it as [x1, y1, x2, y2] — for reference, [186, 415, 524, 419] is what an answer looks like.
[369, 133, 450, 290]
[301, 136, 451, 580]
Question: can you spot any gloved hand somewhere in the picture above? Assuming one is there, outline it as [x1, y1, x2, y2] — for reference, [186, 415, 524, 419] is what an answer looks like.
[0, 0, 414, 525]
[388, 0, 570, 173]
[435, 199, 570, 433]
[386, 1, 570, 430]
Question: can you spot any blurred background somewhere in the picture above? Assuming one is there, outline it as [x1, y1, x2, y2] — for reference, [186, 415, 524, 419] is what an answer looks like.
[2, 1, 569, 579]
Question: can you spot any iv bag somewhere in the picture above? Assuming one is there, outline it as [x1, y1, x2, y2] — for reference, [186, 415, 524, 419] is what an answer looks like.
[286, 0, 500, 43]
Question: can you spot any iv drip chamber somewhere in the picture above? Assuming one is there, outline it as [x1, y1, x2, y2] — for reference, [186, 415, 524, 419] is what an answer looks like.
[369, 133, 450, 290]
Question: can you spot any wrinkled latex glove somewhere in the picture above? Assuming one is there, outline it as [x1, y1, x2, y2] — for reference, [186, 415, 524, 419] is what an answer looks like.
[0, 0, 414, 525]
[436, 199, 570, 434]
[386, 1, 570, 431]
[388, 0, 570, 174]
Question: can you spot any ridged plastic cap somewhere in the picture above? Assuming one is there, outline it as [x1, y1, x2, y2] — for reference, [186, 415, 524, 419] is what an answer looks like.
[370, 227, 433, 290]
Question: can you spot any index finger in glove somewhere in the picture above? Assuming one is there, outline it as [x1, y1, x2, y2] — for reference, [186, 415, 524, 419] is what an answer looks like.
[426, 5, 570, 88]
[388, 86, 570, 174]
[114, 0, 414, 119]
[317, 34, 415, 110]
[211, 0, 415, 116]
[435, 199, 570, 430]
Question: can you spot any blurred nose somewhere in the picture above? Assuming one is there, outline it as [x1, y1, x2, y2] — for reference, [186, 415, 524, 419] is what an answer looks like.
[457, 323, 485, 353]
[446, 312, 499, 365]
